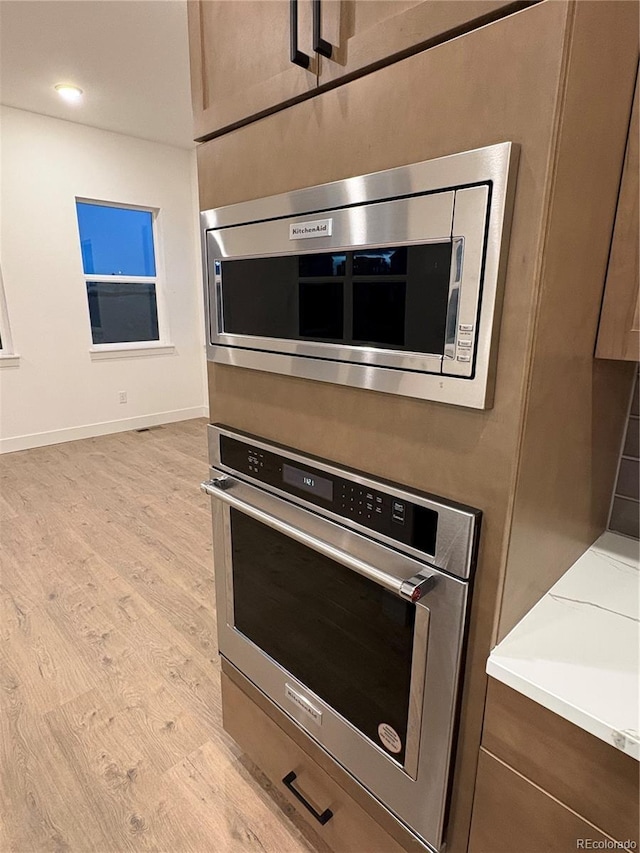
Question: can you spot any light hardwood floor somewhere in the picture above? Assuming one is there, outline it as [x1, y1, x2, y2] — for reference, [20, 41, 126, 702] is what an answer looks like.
[0, 420, 323, 853]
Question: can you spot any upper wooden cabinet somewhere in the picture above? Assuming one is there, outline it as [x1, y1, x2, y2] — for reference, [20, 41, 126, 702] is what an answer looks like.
[188, 0, 526, 140]
[316, 0, 522, 86]
[187, 0, 317, 141]
[596, 68, 639, 362]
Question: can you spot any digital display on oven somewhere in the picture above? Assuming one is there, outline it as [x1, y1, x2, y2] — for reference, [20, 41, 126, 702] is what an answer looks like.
[283, 463, 333, 502]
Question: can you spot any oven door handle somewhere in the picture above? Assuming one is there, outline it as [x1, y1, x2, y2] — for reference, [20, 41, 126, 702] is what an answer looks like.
[201, 478, 435, 603]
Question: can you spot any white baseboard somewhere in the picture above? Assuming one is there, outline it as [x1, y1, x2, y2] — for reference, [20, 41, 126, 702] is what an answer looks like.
[0, 407, 210, 454]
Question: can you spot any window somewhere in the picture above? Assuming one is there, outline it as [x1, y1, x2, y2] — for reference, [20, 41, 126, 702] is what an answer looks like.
[0, 263, 18, 366]
[76, 201, 165, 347]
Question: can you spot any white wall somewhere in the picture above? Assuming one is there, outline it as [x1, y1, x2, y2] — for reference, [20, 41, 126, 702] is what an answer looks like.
[0, 106, 207, 453]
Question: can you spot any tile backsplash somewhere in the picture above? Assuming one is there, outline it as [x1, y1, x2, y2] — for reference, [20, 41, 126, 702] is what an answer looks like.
[609, 369, 639, 539]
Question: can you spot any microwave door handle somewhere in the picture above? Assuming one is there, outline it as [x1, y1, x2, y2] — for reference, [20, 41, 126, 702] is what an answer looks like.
[290, 0, 311, 68]
[201, 478, 434, 602]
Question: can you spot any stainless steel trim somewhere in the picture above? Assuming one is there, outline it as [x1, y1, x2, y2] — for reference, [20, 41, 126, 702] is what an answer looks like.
[201, 143, 511, 231]
[443, 185, 489, 379]
[444, 236, 465, 361]
[204, 474, 230, 490]
[201, 142, 519, 410]
[201, 477, 427, 599]
[208, 192, 453, 261]
[284, 683, 323, 725]
[405, 600, 430, 781]
[211, 332, 445, 373]
[208, 424, 479, 580]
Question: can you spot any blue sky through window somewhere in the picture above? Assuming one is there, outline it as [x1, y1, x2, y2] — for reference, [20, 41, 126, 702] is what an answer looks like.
[76, 202, 156, 276]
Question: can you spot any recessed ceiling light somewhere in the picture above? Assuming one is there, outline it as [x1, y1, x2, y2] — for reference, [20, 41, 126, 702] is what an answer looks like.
[54, 84, 83, 103]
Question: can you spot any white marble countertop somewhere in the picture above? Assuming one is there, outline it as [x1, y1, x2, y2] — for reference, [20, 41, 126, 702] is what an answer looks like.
[487, 531, 640, 760]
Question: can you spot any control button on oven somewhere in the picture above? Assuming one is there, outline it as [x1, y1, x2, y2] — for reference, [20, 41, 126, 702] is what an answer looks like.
[392, 500, 406, 524]
[457, 354, 471, 362]
[375, 496, 383, 504]
[457, 340, 472, 348]
[459, 323, 473, 332]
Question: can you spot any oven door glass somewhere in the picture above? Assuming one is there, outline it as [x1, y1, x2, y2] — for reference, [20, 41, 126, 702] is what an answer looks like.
[230, 508, 416, 766]
[219, 242, 452, 355]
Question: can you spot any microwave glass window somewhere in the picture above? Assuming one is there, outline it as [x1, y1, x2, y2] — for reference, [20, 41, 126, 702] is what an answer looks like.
[353, 281, 406, 346]
[221, 256, 298, 339]
[218, 242, 452, 354]
[230, 508, 414, 764]
[353, 248, 407, 276]
[299, 253, 347, 277]
[299, 281, 343, 340]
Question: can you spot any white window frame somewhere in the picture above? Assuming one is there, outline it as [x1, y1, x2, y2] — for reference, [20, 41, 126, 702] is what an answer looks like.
[75, 198, 173, 359]
[0, 263, 19, 367]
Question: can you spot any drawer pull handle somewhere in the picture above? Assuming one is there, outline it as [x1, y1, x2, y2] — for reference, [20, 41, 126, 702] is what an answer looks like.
[282, 770, 334, 825]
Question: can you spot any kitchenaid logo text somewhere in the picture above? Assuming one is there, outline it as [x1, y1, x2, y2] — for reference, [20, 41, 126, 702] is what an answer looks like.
[285, 684, 322, 724]
[289, 218, 333, 239]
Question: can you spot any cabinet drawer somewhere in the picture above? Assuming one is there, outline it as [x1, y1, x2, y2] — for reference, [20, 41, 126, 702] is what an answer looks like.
[483, 679, 639, 843]
[221, 671, 412, 853]
[469, 749, 615, 853]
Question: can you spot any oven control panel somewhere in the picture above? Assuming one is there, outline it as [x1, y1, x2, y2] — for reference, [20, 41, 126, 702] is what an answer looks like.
[220, 434, 438, 557]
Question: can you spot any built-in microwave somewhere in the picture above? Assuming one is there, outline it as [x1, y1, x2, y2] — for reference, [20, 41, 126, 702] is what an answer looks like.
[201, 143, 519, 409]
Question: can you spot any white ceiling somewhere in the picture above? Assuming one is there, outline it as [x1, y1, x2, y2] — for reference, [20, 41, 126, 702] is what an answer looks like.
[0, 0, 195, 149]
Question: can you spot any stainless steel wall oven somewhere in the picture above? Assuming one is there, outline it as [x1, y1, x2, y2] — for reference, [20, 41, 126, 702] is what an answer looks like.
[202, 424, 481, 851]
[201, 143, 518, 409]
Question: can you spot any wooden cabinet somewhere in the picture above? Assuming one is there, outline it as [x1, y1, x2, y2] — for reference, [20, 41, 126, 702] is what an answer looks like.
[596, 67, 639, 361]
[194, 1, 639, 851]
[316, 0, 522, 87]
[196, 1, 638, 849]
[469, 750, 613, 853]
[187, 0, 317, 140]
[188, 0, 527, 140]
[469, 680, 640, 851]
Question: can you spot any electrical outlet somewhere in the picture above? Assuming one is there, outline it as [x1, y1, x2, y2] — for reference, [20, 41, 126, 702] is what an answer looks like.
[118, 391, 127, 404]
